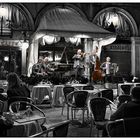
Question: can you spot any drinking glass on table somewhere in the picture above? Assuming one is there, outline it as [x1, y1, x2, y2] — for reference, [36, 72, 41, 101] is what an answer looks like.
[26, 105, 32, 120]
[15, 102, 20, 113]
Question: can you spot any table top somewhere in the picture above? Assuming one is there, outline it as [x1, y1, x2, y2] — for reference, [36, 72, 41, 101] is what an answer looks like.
[33, 85, 51, 88]
[15, 114, 46, 124]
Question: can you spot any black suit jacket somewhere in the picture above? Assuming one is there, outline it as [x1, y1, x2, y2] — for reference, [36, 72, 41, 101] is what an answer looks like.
[110, 101, 140, 120]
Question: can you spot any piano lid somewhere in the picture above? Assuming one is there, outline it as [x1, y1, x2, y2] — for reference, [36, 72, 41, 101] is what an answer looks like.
[60, 45, 74, 64]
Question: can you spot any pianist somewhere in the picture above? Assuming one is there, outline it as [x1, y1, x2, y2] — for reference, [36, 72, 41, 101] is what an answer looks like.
[72, 49, 85, 81]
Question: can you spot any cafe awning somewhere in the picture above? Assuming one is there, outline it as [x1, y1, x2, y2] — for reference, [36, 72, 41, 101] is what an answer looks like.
[36, 7, 116, 39]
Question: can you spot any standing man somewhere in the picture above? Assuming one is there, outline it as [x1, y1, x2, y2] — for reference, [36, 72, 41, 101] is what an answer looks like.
[100, 56, 114, 83]
[72, 49, 85, 81]
[89, 50, 97, 83]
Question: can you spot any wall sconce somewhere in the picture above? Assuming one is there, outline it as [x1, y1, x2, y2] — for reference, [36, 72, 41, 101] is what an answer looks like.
[4, 56, 9, 61]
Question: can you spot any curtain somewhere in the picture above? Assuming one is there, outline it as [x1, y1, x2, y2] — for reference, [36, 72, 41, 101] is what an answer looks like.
[65, 37, 81, 46]
[27, 39, 39, 76]
[95, 11, 131, 37]
[92, 36, 116, 59]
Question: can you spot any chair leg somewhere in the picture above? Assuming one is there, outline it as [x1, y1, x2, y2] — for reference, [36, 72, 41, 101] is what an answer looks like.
[71, 108, 73, 120]
[67, 105, 69, 120]
[61, 102, 65, 115]
[87, 109, 89, 120]
[90, 118, 93, 136]
[82, 108, 85, 124]
[74, 109, 76, 119]
[97, 129, 99, 137]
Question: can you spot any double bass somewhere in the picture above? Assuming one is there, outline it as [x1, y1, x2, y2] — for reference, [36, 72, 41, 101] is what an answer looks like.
[92, 56, 103, 81]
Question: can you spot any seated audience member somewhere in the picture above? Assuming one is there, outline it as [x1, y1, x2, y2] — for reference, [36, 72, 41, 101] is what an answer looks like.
[103, 86, 140, 137]
[7, 72, 30, 107]
[0, 115, 14, 137]
[110, 86, 140, 121]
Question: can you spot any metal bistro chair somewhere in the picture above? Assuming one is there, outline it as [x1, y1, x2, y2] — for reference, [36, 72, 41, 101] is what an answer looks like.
[67, 90, 89, 124]
[120, 85, 132, 95]
[7, 96, 33, 111]
[99, 89, 114, 102]
[30, 120, 71, 137]
[117, 94, 132, 108]
[106, 117, 140, 137]
[61, 86, 75, 119]
[88, 97, 116, 137]
[0, 87, 4, 93]
[0, 99, 4, 115]
[9, 100, 46, 127]
[83, 85, 94, 90]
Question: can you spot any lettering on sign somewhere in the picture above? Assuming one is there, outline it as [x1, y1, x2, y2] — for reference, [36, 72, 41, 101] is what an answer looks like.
[0, 40, 22, 47]
[104, 44, 131, 52]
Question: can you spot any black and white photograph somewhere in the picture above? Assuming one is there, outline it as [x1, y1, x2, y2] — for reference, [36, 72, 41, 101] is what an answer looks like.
[0, 0, 140, 137]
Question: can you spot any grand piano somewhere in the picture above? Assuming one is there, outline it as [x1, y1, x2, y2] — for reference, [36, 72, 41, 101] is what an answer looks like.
[51, 46, 74, 83]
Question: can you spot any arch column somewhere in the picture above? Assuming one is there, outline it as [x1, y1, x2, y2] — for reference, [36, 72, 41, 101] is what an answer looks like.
[131, 37, 140, 77]
[21, 42, 29, 75]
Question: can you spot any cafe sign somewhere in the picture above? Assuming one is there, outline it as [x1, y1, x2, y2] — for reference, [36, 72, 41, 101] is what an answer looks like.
[0, 40, 22, 47]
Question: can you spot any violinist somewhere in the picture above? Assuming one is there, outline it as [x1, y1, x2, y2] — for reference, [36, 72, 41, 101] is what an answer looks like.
[72, 49, 85, 81]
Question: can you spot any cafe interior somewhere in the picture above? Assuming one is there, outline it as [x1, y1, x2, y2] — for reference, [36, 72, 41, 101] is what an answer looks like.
[1, 2, 140, 137]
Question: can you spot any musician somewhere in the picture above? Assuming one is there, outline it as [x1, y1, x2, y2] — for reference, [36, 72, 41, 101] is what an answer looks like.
[92, 51, 103, 83]
[32, 56, 44, 76]
[72, 49, 85, 81]
[39, 57, 55, 82]
[89, 50, 97, 83]
[43, 57, 54, 75]
[100, 56, 114, 83]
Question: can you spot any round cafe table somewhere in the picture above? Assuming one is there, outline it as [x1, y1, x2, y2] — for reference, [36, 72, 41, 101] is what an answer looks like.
[31, 84, 52, 104]
[52, 85, 64, 107]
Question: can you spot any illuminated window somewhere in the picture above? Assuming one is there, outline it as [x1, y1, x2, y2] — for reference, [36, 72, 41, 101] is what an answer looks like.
[93, 7, 135, 38]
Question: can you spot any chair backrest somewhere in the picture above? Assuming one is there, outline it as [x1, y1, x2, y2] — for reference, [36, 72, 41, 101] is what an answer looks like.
[106, 119, 125, 137]
[8, 96, 33, 110]
[100, 89, 114, 102]
[123, 117, 140, 137]
[135, 84, 140, 87]
[117, 94, 132, 108]
[89, 97, 113, 121]
[30, 120, 70, 137]
[53, 120, 70, 137]
[67, 91, 88, 108]
[63, 86, 75, 100]
[83, 85, 94, 90]
[0, 99, 4, 115]
[106, 117, 140, 137]
[0, 87, 4, 93]
[120, 85, 132, 95]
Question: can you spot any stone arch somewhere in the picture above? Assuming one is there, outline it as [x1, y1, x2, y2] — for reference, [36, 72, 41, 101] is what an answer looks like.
[93, 7, 138, 37]
[12, 3, 35, 30]
[35, 3, 87, 30]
